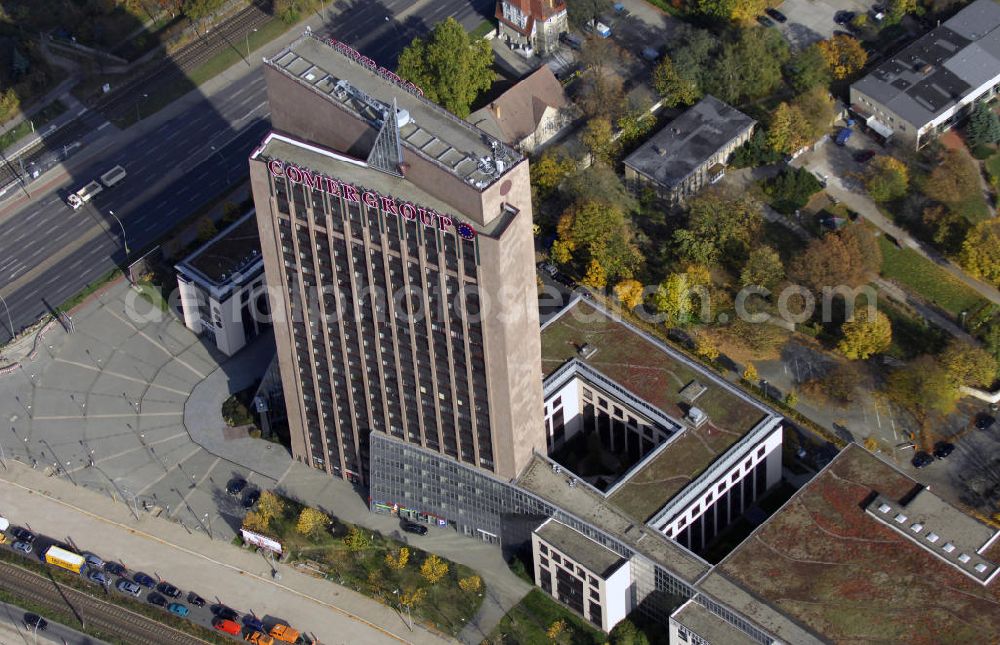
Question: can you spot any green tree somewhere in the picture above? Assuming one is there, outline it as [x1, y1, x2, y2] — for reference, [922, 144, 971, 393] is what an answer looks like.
[396, 18, 494, 118]
[242, 510, 269, 534]
[653, 267, 709, 327]
[921, 204, 969, 254]
[742, 362, 759, 384]
[420, 554, 449, 584]
[788, 44, 832, 93]
[344, 526, 370, 553]
[885, 0, 917, 24]
[785, 390, 799, 407]
[581, 117, 618, 165]
[886, 355, 958, 416]
[839, 224, 883, 276]
[653, 56, 700, 107]
[566, 0, 612, 28]
[706, 29, 788, 103]
[196, 217, 217, 243]
[617, 109, 657, 150]
[838, 309, 892, 360]
[609, 619, 650, 645]
[939, 338, 998, 388]
[692, 0, 767, 23]
[761, 166, 823, 213]
[923, 148, 981, 207]
[674, 191, 763, 269]
[295, 507, 329, 539]
[182, 0, 225, 20]
[458, 575, 482, 593]
[865, 155, 909, 202]
[531, 150, 575, 200]
[667, 25, 716, 94]
[694, 330, 720, 362]
[816, 34, 868, 80]
[556, 200, 641, 282]
[966, 101, 1000, 147]
[614, 279, 644, 310]
[741, 246, 785, 290]
[399, 586, 426, 609]
[582, 258, 608, 288]
[794, 86, 837, 141]
[790, 227, 880, 292]
[959, 220, 1000, 287]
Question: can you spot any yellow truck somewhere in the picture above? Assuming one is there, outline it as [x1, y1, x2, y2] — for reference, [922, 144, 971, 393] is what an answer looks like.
[245, 632, 274, 645]
[269, 624, 303, 644]
[44, 546, 85, 574]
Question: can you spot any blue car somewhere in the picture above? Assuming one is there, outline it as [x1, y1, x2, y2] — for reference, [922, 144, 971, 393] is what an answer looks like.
[167, 603, 189, 617]
[243, 616, 265, 633]
[87, 570, 109, 586]
[133, 572, 156, 588]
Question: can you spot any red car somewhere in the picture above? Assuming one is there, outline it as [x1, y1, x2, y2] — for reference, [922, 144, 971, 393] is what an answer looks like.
[213, 618, 241, 635]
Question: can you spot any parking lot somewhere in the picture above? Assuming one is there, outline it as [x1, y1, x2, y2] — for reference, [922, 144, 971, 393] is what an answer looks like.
[773, 0, 876, 49]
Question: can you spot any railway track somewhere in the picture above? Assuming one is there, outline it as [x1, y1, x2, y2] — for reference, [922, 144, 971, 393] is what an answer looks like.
[0, 560, 208, 645]
[93, 2, 275, 123]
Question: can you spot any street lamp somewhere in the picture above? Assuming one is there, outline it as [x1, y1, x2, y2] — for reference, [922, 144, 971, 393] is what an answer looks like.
[108, 209, 129, 255]
[246, 28, 258, 64]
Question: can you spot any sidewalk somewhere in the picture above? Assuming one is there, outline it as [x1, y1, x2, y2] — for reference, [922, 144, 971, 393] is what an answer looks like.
[0, 460, 449, 645]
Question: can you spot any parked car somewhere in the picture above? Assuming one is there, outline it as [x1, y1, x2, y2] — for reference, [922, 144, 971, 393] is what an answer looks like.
[765, 7, 787, 22]
[975, 414, 996, 431]
[157, 582, 181, 598]
[187, 591, 206, 607]
[116, 579, 142, 596]
[133, 572, 156, 588]
[214, 605, 241, 622]
[834, 10, 856, 24]
[912, 451, 934, 468]
[214, 618, 241, 635]
[226, 478, 248, 496]
[23, 614, 47, 631]
[757, 15, 775, 26]
[10, 527, 35, 543]
[168, 602, 189, 617]
[104, 562, 127, 577]
[853, 149, 876, 163]
[147, 592, 167, 607]
[402, 522, 428, 536]
[242, 489, 261, 509]
[84, 553, 105, 569]
[560, 33, 584, 51]
[640, 47, 660, 62]
[243, 615, 266, 633]
[933, 442, 955, 459]
[87, 570, 110, 586]
[12, 540, 32, 554]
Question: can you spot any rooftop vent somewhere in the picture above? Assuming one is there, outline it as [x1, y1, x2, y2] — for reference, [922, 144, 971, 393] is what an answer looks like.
[943, 542, 956, 553]
[680, 380, 707, 403]
[578, 344, 598, 360]
[894, 513, 908, 524]
[910, 523, 924, 532]
[927, 532, 940, 543]
[976, 563, 989, 573]
[551, 463, 562, 473]
[568, 477, 577, 488]
[687, 407, 707, 427]
[958, 553, 971, 563]
[878, 503, 892, 514]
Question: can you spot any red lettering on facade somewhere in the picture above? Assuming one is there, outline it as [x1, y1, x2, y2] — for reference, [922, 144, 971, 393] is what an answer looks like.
[380, 195, 399, 215]
[417, 207, 434, 226]
[434, 211, 453, 231]
[322, 176, 340, 196]
[362, 191, 379, 208]
[400, 203, 417, 221]
[267, 159, 285, 177]
[285, 165, 303, 183]
[341, 183, 361, 203]
[300, 169, 321, 190]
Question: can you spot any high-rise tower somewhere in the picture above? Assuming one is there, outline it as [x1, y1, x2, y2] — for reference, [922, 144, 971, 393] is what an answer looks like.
[248, 33, 545, 482]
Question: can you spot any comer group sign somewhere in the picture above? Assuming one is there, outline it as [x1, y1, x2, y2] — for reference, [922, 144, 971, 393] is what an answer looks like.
[267, 159, 478, 240]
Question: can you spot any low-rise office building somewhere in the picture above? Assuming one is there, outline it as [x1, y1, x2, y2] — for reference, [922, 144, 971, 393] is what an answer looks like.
[175, 211, 268, 356]
[623, 96, 755, 204]
[849, 0, 1000, 148]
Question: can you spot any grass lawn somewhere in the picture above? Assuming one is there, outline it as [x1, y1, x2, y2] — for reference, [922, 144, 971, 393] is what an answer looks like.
[953, 194, 991, 223]
[262, 496, 484, 637]
[489, 589, 606, 645]
[986, 150, 1000, 186]
[876, 235, 987, 318]
[469, 20, 496, 40]
[0, 100, 68, 152]
[879, 297, 947, 360]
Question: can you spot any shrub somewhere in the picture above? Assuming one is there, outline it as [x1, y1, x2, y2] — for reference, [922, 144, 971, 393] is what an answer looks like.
[221, 395, 253, 426]
[761, 167, 822, 214]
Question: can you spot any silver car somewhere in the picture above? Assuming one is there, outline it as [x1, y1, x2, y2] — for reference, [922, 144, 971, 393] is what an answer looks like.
[116, 579, 141, 596]
[12, 541, 31, 554]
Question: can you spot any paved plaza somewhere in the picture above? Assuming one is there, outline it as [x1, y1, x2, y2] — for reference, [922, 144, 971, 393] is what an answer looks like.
[0, 279, 531, 642]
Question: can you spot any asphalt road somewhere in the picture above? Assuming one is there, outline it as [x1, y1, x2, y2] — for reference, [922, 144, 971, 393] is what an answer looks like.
[0, 598, 105, 645]
[0, 0, 493, 343]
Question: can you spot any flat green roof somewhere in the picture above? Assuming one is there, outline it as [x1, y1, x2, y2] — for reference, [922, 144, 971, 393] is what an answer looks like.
[541, 300, 769, 522]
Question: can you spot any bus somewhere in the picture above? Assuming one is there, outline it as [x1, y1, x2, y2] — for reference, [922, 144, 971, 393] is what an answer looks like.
[44, 546, 85, 574]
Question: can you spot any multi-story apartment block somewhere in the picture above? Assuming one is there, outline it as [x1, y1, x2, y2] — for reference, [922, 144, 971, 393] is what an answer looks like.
[496, 0, 569, 55]
[249, 32, 545, 483]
